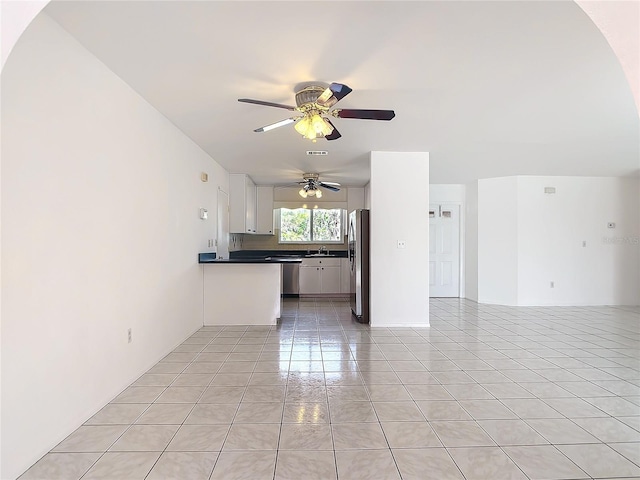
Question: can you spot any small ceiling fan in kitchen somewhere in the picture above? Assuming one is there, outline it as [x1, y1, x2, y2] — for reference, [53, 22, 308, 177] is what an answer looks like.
[238, 82, 395, 141]
[296, 173, 340, 198]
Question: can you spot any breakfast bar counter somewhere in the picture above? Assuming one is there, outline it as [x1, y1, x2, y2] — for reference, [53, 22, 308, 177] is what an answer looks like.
[199, 253, 302, 326]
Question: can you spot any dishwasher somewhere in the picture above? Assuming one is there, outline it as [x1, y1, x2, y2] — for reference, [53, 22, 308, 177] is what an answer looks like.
[281, 262, 300, 296]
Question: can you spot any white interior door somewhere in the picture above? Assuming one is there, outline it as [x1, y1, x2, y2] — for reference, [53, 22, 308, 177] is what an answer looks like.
[429, 204, 460, 297]
[217, 189, 229, 259]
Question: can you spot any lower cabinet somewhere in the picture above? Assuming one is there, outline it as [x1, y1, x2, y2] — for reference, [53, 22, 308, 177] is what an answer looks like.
[321, 265, 341, 293]
[299, 266, 322, 293]
[299, 258, 342, 294]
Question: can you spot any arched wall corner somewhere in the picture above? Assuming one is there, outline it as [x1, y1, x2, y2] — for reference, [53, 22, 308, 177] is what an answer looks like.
[1, 0, 50, 70]
[576, 0, 640, 117]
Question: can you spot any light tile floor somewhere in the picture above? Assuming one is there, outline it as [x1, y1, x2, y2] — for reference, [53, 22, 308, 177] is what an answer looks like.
[19, 298, 640, 479]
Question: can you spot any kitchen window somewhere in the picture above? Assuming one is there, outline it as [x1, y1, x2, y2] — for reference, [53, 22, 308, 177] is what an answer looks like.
[279, 208, 343, 243]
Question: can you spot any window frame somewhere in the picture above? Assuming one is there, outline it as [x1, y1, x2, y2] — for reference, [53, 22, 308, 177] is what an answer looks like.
[278, 207, 344, 244]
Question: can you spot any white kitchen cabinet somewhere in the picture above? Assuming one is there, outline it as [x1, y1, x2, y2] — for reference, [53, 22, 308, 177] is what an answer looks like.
[246, 178, 256, 232]
[256, 186, 274, 235]
[340, 258, 350, 293]
[299, 266, 322, 294]
[229, 174, 257, 234]
[322, 265, 341, 293]
[300, 258, 341, 294]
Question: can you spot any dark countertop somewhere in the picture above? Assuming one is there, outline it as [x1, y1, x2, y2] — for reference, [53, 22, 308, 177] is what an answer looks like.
[229, 249, 348, 259]
[199, 250, 348, 264]
[199, 252, 303, 264]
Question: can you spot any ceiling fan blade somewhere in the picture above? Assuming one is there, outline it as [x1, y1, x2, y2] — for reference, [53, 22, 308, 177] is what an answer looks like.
[329, 83, 352, 101]
[278, 182, 305, 188]
[319, 182, 341, 192]
[316, 83, 353, 108]
[324, 120, 342, 141]
[238, 98, 297, 111]
[320, 181, 341, 186]
[336, 109, 395, 120]
[253, 117, 297, 133]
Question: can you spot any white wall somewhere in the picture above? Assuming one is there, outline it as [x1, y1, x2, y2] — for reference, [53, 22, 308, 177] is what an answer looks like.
[364, 183, 371, 209]
[370, 152, 430, 327]
[1, 13, 228, 479]
[476, 175, 640, 307]
[429, 184, 465, 204]
[465, 182, 479, 302]
[517, 176, 640, 305]
[347, 187, 365, 213]
[477, 177, 519, 305]
[0, 0, 49, 68]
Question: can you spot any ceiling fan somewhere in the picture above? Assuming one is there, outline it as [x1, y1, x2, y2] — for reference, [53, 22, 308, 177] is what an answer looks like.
[296, 173, 340, 198]
[238, 82, 395, 141]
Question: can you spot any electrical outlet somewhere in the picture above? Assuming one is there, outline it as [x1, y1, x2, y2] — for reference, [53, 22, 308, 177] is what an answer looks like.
[128, 328, 132, 344]
[397, 240, 406, 249]
[550, 281, 554, 288]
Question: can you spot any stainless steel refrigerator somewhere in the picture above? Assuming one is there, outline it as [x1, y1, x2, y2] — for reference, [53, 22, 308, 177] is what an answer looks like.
[348, 209, 370, 323]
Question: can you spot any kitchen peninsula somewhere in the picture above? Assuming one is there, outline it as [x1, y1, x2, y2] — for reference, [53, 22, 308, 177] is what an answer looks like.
[198, 253, 302, 325]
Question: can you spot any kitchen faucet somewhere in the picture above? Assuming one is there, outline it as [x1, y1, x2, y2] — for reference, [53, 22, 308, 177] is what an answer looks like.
[319, 245, 327, 254]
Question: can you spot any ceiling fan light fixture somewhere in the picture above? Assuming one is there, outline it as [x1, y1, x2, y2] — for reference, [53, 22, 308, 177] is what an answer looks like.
[294, 116, 311, 136]
[311, 113, 333, 136]
[295, 117, 317, 140]
[299, 188, 308, 198]
[294, 112, 333, 141]
[315, 189, 322, 198]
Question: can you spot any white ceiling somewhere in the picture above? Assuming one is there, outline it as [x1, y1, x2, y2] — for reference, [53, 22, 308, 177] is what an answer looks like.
[44, 0, 639, 186]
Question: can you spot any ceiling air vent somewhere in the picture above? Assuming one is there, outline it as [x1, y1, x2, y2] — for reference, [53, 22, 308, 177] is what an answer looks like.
[306, 151, 328, 156]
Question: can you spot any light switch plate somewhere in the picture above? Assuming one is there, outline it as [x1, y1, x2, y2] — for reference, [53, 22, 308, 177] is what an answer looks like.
[200, 207, 208, 220]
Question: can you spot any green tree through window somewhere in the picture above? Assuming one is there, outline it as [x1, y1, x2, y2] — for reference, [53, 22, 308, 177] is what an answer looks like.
[279, 208, 342, 243]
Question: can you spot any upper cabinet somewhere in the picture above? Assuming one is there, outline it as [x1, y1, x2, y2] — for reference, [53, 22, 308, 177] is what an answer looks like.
[229, 174, 256, 234]
[256, 186, 274, 235]
[230, 175, 274, 235]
